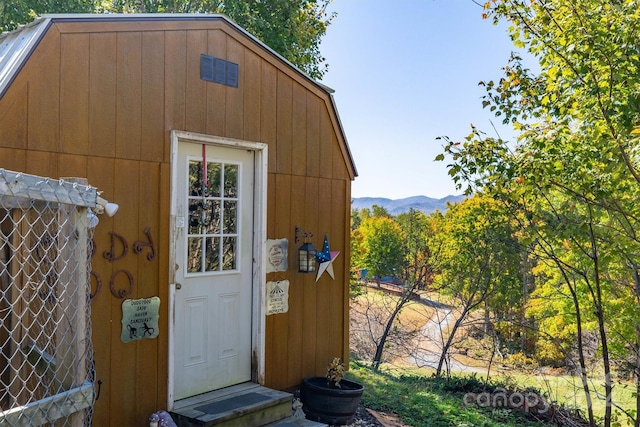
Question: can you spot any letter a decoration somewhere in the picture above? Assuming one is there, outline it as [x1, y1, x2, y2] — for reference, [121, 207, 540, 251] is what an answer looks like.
[315, 234, 340, 282]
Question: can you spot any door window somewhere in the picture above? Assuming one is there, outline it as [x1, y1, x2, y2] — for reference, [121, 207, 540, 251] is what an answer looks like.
[187, 159, 240, 274]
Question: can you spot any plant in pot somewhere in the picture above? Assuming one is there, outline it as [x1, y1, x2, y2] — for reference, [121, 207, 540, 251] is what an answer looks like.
[299, 357, 365, 425]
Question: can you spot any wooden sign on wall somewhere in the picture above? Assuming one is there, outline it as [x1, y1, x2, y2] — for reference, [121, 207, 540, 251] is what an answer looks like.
[266, 281, 289, 315]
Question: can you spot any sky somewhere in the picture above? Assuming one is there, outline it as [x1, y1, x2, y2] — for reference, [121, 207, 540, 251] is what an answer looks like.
[319, 0, 521, 199]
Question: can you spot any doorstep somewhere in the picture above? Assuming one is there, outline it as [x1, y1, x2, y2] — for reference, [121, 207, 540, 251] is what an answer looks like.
[170, 383, 296, 427]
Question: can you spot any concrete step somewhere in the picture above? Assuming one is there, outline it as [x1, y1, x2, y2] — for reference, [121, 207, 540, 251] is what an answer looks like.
[171, 383, 295, 427]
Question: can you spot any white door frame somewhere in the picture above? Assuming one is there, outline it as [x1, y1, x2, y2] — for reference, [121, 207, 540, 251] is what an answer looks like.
[167, 130, 268, 409]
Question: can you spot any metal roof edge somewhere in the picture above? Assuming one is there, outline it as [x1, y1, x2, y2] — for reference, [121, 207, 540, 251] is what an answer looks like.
[329, 94, 358, 178]
[40, 12, 224, 21]
[0, 17, 52, 99]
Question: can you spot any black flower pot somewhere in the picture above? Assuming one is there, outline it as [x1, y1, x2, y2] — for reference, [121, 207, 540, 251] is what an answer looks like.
[300, 376, 365, 425]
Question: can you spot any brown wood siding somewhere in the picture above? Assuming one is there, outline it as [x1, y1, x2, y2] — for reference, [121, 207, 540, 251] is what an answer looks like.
[306, 93, 321, 178]
[0, 149, 24, 171]
[0, 17, 354, 426]
[276, 72, 293, 175]
[319, 107, 334, 179]
[141, 31, 166, 163]
[86, 156, 116, 426]
[0, 82, 28, 148]
[164, 30, 187, 142]
[261, 62, 278, 171]
[225, 36, 245, 140]
[342, 179, 352, 363]
[60, 33, 89, 155]
[110, 159, 139, 426]
[89, 33, 117, 158]
[287, 174, 306, 386]
[29, 28, 61, 152]
[186, 30, 208, 134]
[206, 30, 227, 136]
[315, 178, 333, 372]
[291, 83, 307, 177]
[266, 172, 292, 390]
[116, 33, 143, 160]
[134, 162, 161, 420]
[301, 176, 320, 375]
[243, 50, 262, 142]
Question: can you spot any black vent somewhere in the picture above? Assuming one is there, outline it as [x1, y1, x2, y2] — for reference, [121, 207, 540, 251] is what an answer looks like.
[200, 55, 215, 81]
[200, 54, 239, 88]
[226, 62, 239, 88]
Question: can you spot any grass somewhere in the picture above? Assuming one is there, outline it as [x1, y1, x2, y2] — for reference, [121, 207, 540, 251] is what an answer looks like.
[349, 286, 639, 426]
[495, 370, 637, 426]
[345, 361, 550, 427]
[346, 361, 638, 426]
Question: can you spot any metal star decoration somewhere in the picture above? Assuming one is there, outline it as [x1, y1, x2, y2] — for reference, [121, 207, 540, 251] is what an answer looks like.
[315, 234, 340, 282]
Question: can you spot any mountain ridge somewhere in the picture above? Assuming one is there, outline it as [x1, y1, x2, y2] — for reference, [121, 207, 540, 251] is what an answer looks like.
[351, 195, 465, 215]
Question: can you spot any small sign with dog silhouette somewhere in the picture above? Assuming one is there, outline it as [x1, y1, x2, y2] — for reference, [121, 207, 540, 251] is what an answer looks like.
[121, 297, 160, 343]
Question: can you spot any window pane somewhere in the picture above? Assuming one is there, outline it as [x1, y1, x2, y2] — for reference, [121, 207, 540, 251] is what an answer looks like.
[188, 199, 204, 234]
[186, 157, 242, 275]
[188, 160, 204, 197]
[206, 162, 222, 197]
[223, 200, 237, 234]
[205, 237, 220, 271]
[222, 237, 236, 270]
[204, 200, 221, 234]
[224, 164, 238, 197]
[187, 237, 203, 273]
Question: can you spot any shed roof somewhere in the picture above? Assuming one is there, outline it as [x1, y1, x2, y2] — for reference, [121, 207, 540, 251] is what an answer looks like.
[0, 13, 357, 177]
[0, 17, 51, 99]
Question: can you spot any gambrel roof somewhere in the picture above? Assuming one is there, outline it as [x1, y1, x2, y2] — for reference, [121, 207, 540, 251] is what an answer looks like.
[0, 13, 357, 178]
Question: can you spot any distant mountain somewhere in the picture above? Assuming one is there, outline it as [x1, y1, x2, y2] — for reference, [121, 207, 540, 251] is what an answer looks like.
[351, 195, 466, 216]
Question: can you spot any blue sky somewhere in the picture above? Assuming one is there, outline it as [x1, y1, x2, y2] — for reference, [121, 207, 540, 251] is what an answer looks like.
[320, 0, 520, 199]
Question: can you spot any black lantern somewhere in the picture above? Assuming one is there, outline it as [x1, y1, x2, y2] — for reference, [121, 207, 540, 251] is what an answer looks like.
[295, 226, 317, 273]
[298, 242, 317, 273]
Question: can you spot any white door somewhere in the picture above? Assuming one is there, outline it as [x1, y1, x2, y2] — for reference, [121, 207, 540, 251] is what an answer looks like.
[173, 141, 254, 401]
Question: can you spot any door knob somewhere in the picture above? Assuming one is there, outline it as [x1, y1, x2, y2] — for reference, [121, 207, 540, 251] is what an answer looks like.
[175, 283, 182, 290]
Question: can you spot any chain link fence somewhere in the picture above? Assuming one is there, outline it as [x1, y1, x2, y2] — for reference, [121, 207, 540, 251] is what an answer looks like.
[0, 169, 98, 426]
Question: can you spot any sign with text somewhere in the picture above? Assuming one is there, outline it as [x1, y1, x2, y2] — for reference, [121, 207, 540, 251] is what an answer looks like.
[266, 239, 288, 273]
[121, 297, 160, 343]
[266, 280, 289, 315]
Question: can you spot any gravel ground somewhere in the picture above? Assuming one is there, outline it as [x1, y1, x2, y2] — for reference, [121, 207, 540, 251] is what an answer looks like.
[343, 404, 409, 427]
[342, 404, 384, 426]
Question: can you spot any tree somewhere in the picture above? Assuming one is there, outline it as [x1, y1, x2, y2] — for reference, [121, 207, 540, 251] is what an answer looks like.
[396, 208, 435, 289]
[1, 0, 333, 79]
[357, 215, 404, 285]
[1, 0, 93, 31]
[438, 1, 640, 425]
[370, 204, 392, 219]
[430, 195, 522, 377]
[350, 208, 438, 371]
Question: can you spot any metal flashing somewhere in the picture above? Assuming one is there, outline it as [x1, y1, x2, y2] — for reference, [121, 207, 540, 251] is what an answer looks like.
[0, 17, 51, 99]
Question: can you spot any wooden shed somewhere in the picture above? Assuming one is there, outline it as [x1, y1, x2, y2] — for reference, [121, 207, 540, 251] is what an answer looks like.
[0, 13, 356, 426]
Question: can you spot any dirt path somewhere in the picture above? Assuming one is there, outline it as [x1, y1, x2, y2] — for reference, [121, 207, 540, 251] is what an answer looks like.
[405, 297, 485, 374]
